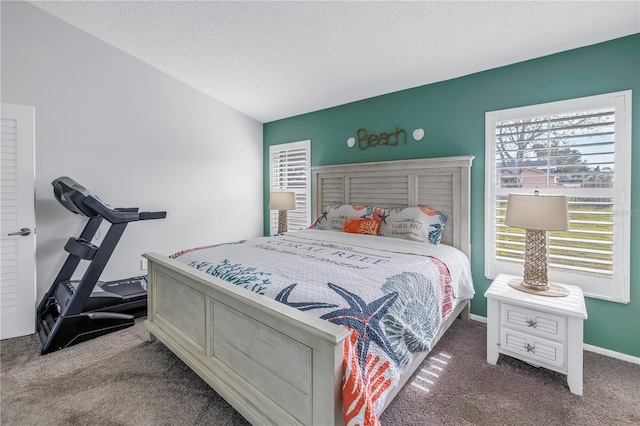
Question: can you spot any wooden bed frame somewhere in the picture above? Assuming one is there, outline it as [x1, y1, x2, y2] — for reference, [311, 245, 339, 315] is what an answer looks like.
[143, 155, 474, 425]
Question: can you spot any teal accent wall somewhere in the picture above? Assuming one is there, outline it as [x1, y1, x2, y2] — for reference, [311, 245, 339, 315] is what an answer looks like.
[263, 34, 640, 358]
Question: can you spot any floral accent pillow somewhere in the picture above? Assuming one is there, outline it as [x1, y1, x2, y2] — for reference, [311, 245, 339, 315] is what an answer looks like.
[378, 206, 448, 244]
[343, 217, 382, 235]
[311, 204, 375, 231]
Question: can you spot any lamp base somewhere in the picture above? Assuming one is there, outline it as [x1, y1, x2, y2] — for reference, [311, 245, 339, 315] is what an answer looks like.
[277, 210, 288, 234]
[508, 278, 569, 297]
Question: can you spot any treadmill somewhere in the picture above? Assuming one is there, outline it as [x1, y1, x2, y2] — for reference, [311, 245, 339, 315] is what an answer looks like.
[36, 177, 166, 354]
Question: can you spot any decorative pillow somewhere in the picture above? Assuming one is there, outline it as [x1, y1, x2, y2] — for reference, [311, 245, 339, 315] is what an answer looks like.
[311, 204, 374, 231]
[342, 217, 382, 235]
[378, 206, 448, 244]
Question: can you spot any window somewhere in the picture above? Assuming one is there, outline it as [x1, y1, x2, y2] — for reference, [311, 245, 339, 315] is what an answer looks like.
[269, 140, 311, 235]
[485, 91, 632, 302]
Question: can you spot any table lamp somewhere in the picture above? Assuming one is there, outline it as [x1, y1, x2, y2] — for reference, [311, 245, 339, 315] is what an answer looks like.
[504, 191, 570, 297]
[269, 191, 296, 234]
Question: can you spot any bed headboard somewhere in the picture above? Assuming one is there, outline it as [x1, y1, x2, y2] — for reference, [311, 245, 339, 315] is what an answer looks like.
[311, 155, 474, 259]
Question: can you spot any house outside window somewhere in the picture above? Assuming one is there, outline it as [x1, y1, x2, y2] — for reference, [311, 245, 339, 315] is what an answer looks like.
[485, 91, 632, 302]
[269, 140, 311, 236]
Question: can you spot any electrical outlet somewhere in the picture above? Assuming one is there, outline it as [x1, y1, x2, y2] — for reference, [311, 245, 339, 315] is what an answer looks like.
[141, 258, 148, 270]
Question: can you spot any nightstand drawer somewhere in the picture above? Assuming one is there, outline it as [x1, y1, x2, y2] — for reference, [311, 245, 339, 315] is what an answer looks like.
[501, 303, 566, 341]
[500, 328, 565, 369]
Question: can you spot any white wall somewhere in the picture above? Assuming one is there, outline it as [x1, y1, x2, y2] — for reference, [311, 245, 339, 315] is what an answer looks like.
[1, 2, 264, 300]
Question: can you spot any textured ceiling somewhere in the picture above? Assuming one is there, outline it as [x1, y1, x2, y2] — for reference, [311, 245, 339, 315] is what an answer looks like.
[29, 1, 640, 123]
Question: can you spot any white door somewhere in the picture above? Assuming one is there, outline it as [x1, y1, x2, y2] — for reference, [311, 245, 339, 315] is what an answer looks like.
[1, 104, 36, 339]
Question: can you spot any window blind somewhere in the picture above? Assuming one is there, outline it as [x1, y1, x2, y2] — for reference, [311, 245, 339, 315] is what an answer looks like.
[493, 108, 615, 278]
[269, 140, 311, 234]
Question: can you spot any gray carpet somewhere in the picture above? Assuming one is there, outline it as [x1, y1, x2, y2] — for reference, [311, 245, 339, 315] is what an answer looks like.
[1, 319, 638, 426]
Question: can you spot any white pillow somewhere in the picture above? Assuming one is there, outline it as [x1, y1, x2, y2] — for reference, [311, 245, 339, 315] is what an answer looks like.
[378, 206, 448, 244]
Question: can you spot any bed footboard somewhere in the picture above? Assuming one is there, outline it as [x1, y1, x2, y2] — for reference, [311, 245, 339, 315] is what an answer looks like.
[143, 252, 350, 426]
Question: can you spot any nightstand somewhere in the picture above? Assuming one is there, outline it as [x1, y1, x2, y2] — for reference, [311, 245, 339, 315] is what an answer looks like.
[485, 273, 588, 395]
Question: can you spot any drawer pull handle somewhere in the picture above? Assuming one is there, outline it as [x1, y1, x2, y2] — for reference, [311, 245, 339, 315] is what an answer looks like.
[525, 343, 536, 353]
[527, 319, 537, 328]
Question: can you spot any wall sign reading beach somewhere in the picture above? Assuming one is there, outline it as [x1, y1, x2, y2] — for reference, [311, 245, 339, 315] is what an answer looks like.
[347, 125, 425, 150]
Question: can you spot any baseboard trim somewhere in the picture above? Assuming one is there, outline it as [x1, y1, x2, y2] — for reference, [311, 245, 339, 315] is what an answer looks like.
[469, 313, 486, 323]
[583, 344, 640, 365]
[468, 314, 640, 365]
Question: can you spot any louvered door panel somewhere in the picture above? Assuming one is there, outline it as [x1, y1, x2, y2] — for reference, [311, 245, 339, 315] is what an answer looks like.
[1, 118, 19, 315]
[0, 104, 36, 340]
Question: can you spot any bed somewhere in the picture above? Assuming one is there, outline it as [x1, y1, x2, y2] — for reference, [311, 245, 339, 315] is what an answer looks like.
[143, 155, 474, 426]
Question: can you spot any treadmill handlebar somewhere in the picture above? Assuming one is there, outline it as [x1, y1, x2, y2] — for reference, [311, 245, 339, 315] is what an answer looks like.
[52, 177, 166, 224]
[139, 211, 167, 220]
[83, 197, 139, 224]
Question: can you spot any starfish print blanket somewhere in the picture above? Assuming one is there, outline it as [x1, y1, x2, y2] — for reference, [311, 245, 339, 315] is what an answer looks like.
[170, 229, 474, 425]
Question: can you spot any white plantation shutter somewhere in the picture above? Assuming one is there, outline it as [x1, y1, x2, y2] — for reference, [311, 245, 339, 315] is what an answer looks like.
[269, 140, 311, 235]
[1, 117, 20, 315]
[485, 91, 631, 302]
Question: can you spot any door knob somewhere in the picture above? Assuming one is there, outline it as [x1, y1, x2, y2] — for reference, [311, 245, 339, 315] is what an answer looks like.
[8, 227, 31, 237]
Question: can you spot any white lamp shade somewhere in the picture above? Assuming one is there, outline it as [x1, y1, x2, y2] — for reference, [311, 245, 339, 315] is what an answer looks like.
[269, 191, 296, 210]
[505, 193, 569, 231]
